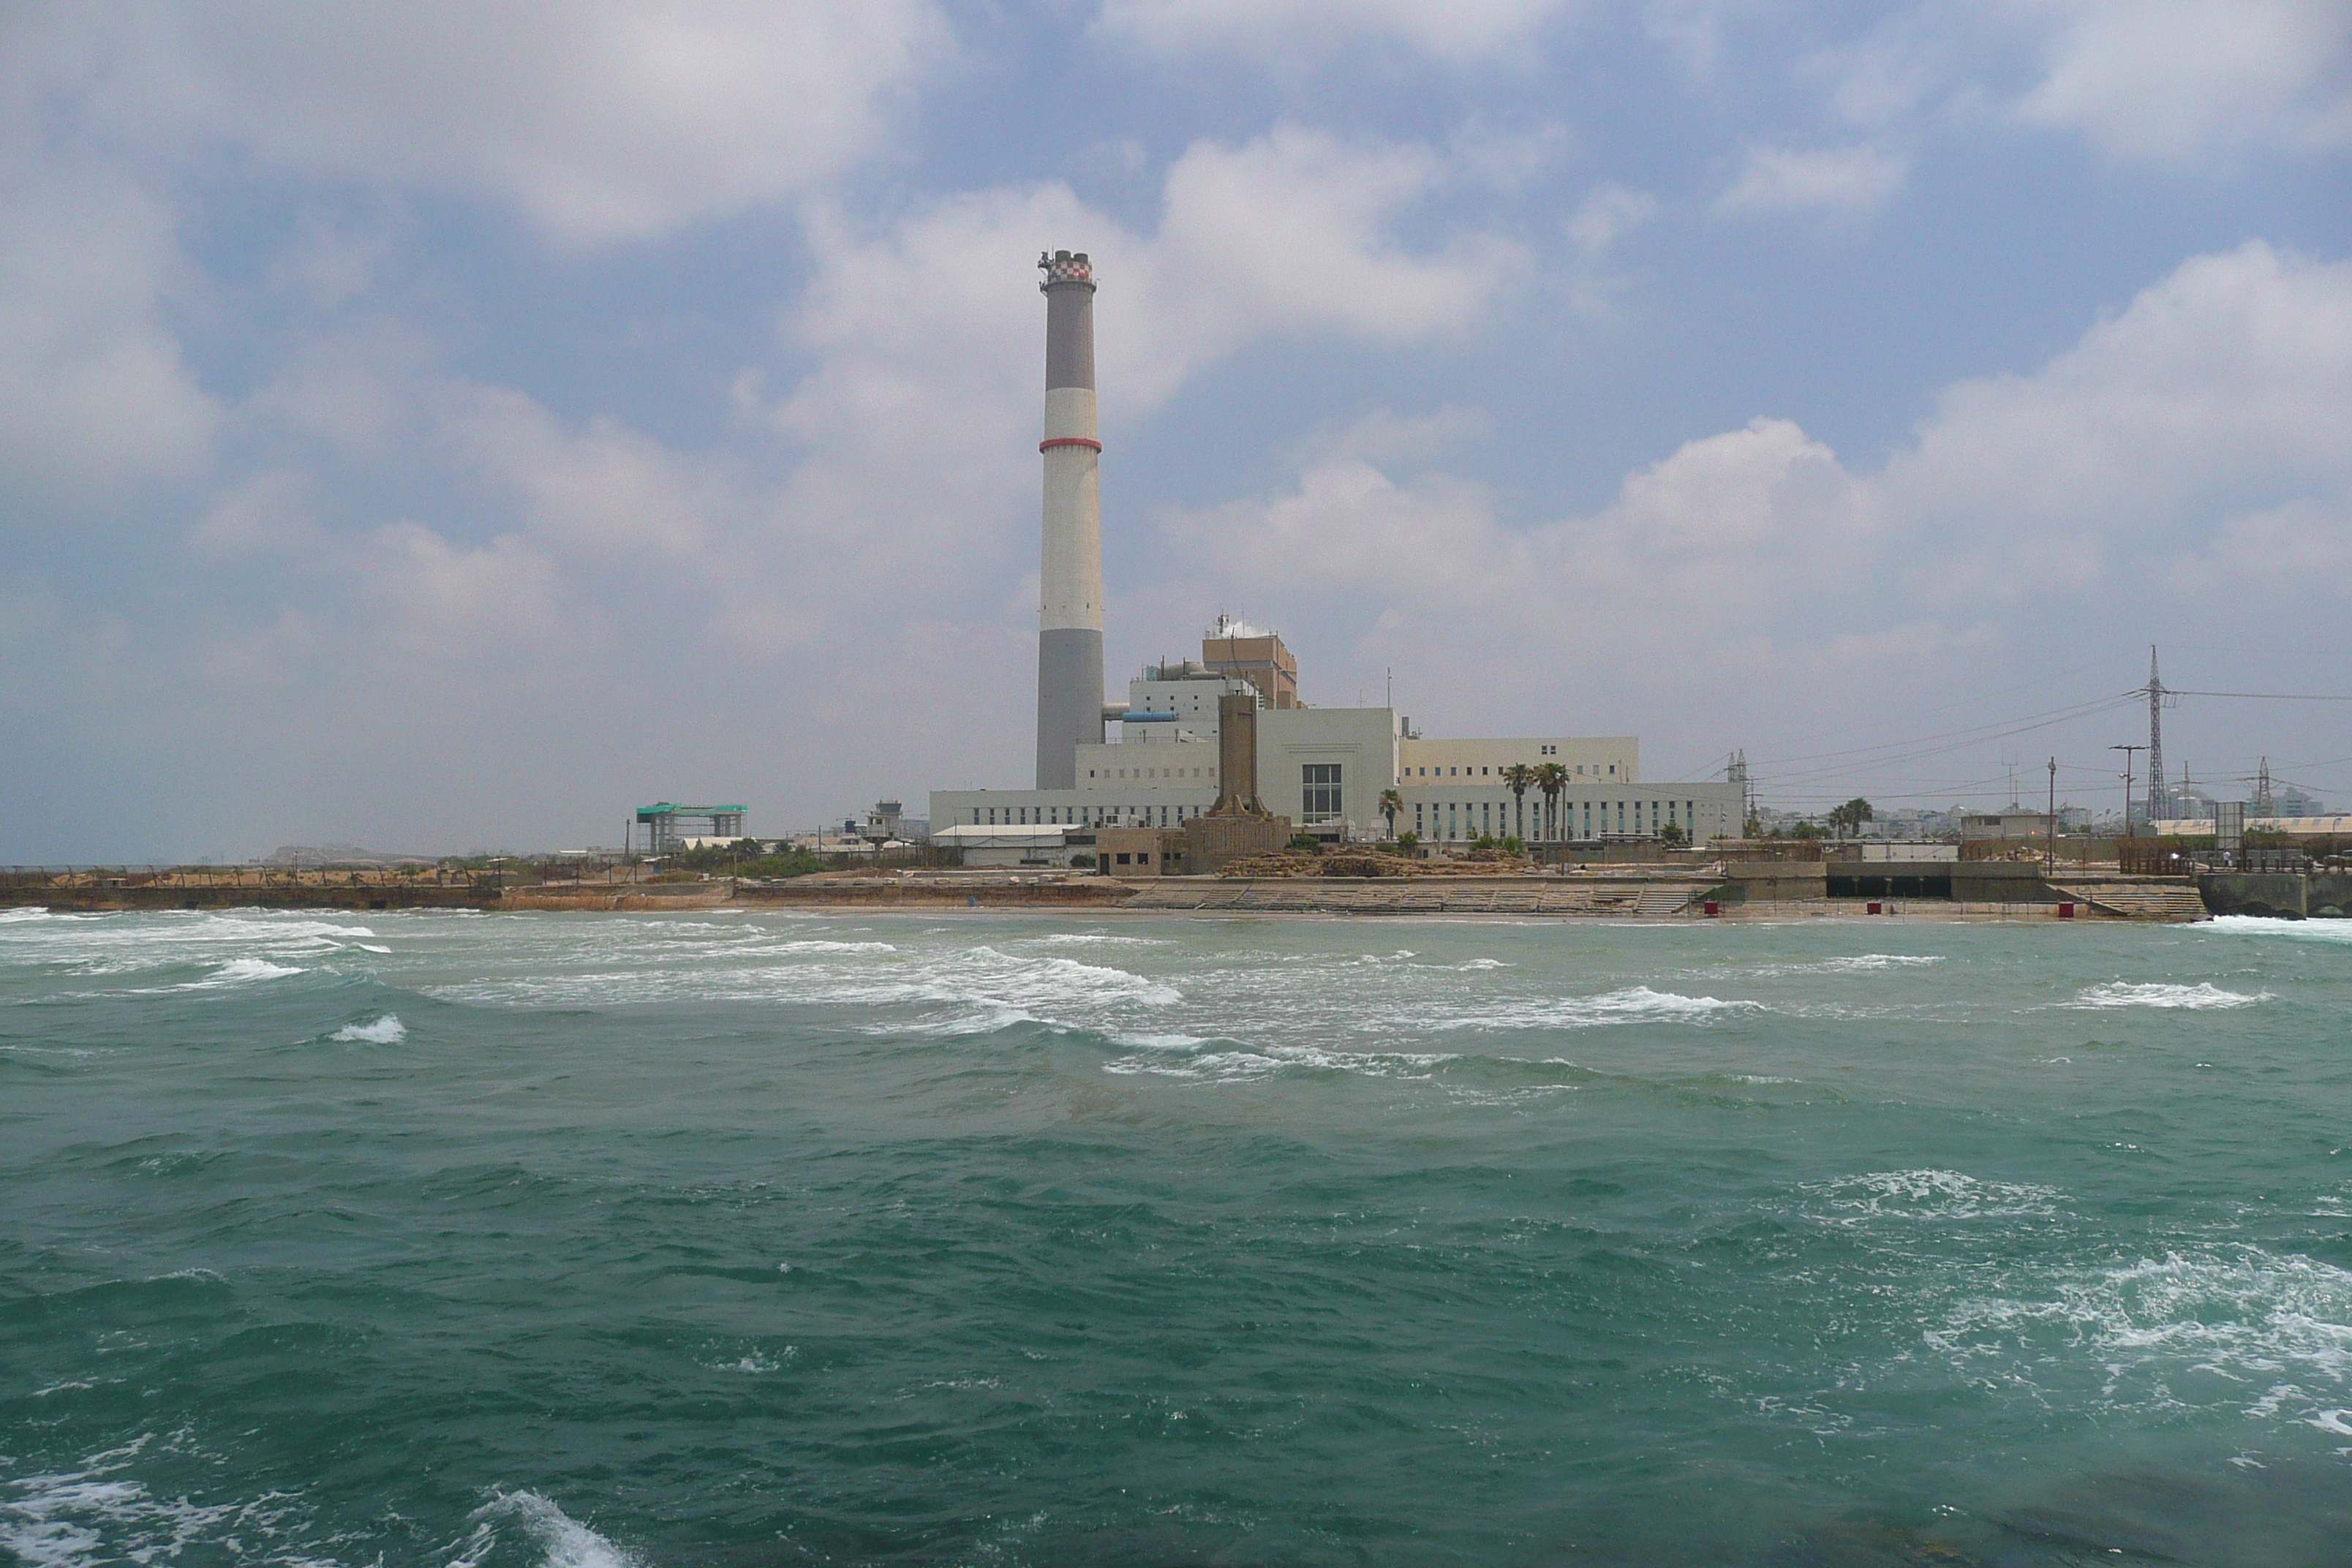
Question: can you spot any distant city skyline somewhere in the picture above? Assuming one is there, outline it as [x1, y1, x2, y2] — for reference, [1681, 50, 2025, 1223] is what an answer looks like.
[2, 3, 2347, 860]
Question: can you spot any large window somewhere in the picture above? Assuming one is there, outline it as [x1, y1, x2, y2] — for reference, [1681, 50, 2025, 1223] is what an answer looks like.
[1301, 764, 1343, 821]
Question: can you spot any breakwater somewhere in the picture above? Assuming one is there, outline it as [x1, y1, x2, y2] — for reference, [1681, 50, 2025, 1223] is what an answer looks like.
[12, 867, 2342, 921]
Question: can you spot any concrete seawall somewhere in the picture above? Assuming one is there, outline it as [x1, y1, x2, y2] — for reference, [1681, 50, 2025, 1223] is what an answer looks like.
[2200, 872, 2352, 919]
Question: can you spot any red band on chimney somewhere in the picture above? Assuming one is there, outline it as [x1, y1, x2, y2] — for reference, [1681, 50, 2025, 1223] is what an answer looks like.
[1039, 437, 1102, 453]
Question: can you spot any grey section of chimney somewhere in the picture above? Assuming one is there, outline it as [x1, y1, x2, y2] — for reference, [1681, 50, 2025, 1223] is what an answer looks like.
[1044, 285, 1094, 391]
[1035, 628, 1104, 791]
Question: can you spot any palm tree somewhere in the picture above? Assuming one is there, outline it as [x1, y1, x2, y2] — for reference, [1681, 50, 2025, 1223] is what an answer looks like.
[1535, 763, 1567, 844]
[1827, 797, 1875, 839]
[1501, 764, 1534, 844]
[1378, 787, 1403, 843]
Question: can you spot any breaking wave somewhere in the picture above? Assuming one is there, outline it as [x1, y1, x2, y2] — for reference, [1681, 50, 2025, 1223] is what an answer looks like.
[1436, 985, 1760, 1032]
[448, 1489, 636, 1568]
[2208, 915, 2352, 945]
[2068, 981, 2271, 1010]
[331, 1014, 407, 1043]
[0, 1438, 335, 1568]
[1806, 1168, 2061, 1224]
[1930, 1247, 2352, 1431]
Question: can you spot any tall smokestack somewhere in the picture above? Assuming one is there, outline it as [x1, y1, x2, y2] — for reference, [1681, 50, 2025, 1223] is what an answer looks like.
[1035, 249, 1104, 790]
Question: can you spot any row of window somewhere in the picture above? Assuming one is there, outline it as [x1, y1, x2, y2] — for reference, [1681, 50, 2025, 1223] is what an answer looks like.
[1088, 766, 1213, 780]
[971, 804, 1201, 828]
[1403, 763, 1616, 778]
[1411, 798, 1708, 840]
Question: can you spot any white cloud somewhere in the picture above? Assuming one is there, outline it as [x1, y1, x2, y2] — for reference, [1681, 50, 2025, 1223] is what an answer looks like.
[1641, 0, 1765, 79]
[187, 470, 319, 556]
[1128, 127, 1527, 395]
[22, 0, 947, 242]
[1142, 241, 2352, 755]
[773, 123, 1524, 557]
[1716, 143, 1908, 214]
[439, 384, 730, 562]
[2010, 0, 2352, 162]
[0, 164, 219, 502]
[1300, 406, 1494, 467]
[1567, 181, 1659, 258]
[1094, 0, 1577, 64]
[1803, 1, 2352, 165]
[2168, 498, 2352, 588]
[357, 523, 564, 657]
[1885, 241, 2352, 589]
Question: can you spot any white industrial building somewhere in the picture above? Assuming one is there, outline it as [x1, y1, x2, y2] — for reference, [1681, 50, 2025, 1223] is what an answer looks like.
[930, 635, 1739, 846]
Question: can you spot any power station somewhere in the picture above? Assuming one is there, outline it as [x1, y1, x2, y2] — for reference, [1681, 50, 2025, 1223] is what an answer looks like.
[930, 249, 1742, 861]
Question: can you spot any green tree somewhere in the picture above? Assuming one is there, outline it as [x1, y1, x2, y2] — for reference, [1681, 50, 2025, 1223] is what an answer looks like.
[1397, 830, 1420, 853]
[1535, 762, 1567, 844]
[1378, 787, 1403, 842]
[1658, 821, 1689, 847]
[1827, 797, 1876, 839]
[1502, 764, 1534, 843]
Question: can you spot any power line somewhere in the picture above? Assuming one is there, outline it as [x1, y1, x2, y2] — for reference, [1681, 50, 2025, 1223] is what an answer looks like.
[1750, 698, 2143, 790]
[2166, 688, 2352, 701]
[1749, 691, 2137, 769]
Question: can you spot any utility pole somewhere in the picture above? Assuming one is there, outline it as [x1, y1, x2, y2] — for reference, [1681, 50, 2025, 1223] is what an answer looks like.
[2046, 757, 2057, 876]
[2111, 744, 2145, 839]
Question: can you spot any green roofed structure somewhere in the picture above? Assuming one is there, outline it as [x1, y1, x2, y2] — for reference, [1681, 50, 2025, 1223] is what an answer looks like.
[634, 802, 747, 855]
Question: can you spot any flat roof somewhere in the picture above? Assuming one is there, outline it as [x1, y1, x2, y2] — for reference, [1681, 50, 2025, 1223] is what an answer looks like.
[931, 826, 1069, 845]
[635, 803, 747, 815]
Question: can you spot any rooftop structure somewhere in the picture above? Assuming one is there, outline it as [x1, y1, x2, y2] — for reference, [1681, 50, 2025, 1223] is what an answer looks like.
[633, 802, 746, 855]
[1199, 617, 1298, 709]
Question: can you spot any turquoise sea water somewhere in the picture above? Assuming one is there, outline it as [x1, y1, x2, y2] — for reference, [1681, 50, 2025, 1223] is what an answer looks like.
[4, 906, 2352, 1567]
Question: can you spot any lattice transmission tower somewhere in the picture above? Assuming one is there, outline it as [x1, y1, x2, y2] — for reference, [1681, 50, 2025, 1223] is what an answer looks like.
[2143, 646, 2179, 824]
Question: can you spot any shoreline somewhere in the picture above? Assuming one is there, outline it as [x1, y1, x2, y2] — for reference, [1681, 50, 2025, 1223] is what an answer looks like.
[2, 870, 2289, 922]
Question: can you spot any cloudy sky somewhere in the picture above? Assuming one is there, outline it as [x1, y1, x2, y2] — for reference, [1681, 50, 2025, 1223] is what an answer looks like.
[4, 1, 2348, 857]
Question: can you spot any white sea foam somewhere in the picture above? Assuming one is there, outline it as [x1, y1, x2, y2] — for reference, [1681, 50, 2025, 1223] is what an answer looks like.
[1436, 985, 1760, 1032]
[0, 911, 374, 993]
[187, 957, 304, 988]
[1032, 933, 1166, 946]
[1103, 1038, 1455, 1083]
[437, 942, 1180, 1031]
[1933, 1248, 2352, 1428]
[2207, 915, 2352, 944]
[763, 940, 896, 954]
[1109, 1030, 1213, 1050]
[0, 1439, 320, 1568]
[450, 1490, 636, 1568]
[1808, 1169, 2060, 1224]
[2068, 981, 2272, 1010]
[331, 1015, 407, 1044]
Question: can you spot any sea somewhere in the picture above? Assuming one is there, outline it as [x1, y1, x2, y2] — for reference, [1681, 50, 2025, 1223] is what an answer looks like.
[4, 905, 2351, 1567]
